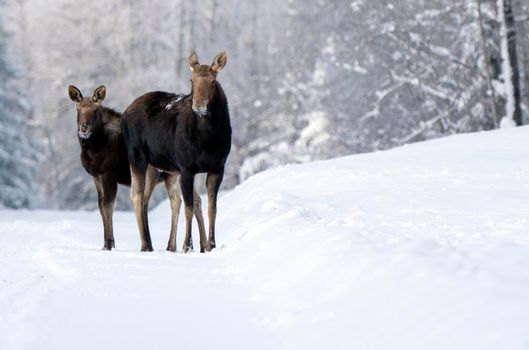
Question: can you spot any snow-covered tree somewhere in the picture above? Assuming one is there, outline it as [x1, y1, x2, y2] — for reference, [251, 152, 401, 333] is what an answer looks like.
[0, 0, 42, 208]
[3, 0, 529, 208]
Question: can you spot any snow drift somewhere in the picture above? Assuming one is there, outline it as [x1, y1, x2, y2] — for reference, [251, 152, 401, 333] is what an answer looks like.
[1, 127, 529, 349]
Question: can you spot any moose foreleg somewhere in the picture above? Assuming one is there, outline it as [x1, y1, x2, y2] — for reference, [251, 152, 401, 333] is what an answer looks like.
[94, 175, 117, 250]
[180, 171, 195, 253]
[206, 171, 224, 250]
[193, 188, 208, 253]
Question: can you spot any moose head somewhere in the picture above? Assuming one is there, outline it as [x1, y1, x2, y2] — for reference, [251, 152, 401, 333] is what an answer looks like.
[188, 51, 227, 116]
[68, 85, 106, 139]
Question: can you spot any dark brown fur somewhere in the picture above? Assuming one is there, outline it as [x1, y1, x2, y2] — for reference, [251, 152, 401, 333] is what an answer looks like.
[68, 85, 130, 250]
[122, 52, 231, 253]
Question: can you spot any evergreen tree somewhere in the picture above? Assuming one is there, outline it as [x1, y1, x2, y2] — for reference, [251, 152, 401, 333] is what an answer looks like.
[0, 3, 41, 208]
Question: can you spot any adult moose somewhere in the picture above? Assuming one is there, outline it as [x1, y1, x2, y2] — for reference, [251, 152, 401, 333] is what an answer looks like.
[68, 85, 205, 251]
[122, 51, 231, 253]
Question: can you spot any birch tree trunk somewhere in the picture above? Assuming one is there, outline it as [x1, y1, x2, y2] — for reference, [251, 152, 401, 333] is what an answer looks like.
[176, 1, 187, 80]
[504, 0, 522, 125]
[476, 0, 499, 127]
[498, 0, 522, 127]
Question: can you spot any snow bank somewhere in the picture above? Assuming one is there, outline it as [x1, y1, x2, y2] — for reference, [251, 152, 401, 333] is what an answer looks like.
[2, 127, 529, 349]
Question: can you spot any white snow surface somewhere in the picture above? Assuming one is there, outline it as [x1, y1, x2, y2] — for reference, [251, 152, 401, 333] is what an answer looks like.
[2, 127, 529, 349]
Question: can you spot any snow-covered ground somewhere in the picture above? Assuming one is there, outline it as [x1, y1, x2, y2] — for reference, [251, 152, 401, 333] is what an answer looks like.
[2, 127, 529, 350]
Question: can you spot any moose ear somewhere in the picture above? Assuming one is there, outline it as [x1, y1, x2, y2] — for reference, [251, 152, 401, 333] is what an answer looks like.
[92, 85, 106, 103]
[189, 52, 200, 71]
[211, 51, 227, 73]
[68, 85, 83, 102]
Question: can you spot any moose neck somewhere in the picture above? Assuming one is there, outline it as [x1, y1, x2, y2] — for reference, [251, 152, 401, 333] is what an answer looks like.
[212, 82, 228, 113]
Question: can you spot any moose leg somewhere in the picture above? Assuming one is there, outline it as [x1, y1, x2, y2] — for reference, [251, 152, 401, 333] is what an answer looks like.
[180, 171, 195, 253]
[206, 170, 224, 250]
[192, 188, 209, 253]
[165, 173, 207, 252]
[94, 175, 117, 250]
[143, 165, 160, 212]
[130, 166, 154, 252]
[165, 173, 182, 252]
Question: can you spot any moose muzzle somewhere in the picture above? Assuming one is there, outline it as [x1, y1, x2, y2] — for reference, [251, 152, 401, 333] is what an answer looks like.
[78, 123, 92, 139]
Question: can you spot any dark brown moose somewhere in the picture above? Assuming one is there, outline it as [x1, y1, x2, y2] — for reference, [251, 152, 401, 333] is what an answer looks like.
[122, 51, 232, 253]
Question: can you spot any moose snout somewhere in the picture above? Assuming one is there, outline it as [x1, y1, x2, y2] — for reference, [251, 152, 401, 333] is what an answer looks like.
[192, 105, 208, 117]
[78, 123, 92, 139]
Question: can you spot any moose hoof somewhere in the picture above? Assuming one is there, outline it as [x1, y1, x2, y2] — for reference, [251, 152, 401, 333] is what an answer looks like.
[102, 239, 115, 251]
[208, 241, 216, 250]
[181, 245, 193, 254]
[201, 242, 213, 253]
[141, 245, 154, 252]
[167, 244, 177, 252]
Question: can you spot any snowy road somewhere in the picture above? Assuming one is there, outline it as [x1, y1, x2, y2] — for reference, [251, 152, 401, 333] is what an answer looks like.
[2, 127, 529, 349]
[0, 210, 276, 349]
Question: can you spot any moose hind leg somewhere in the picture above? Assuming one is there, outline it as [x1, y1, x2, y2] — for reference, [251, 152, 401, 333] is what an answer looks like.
[130, 166, 154, 252]
[206, 171, 224, 250]
[164, 173, 182, 252]
[143, 165, 160, 212]
[95, 176, 117, 250]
